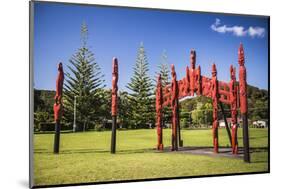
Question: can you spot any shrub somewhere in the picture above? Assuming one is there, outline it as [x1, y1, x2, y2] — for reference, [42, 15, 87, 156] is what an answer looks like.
[34, 111, 51, 129]
[39, 122, 70, 131]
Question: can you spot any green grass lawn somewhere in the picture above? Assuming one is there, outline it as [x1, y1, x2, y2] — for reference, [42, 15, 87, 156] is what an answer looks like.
[33, 128, 268, 186]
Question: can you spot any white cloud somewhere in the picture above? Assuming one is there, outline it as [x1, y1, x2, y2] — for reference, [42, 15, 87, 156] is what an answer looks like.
[215, 18, 221, 26]
[210, 18, 265, 38]
[248, 26, 265, 38]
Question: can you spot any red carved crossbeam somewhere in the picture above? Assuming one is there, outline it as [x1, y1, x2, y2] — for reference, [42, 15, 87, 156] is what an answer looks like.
[218, 81, 231, 105]
[156, 45, 247, 155]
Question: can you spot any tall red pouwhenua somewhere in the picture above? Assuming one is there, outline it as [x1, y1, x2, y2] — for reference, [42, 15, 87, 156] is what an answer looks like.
[211, 64, 219, 153]
[111, 57, 118, 154]
[189, 50, 196, 96]
[53, 62, 64, 154]
[171, 64, 179, 151]
[229, 65, 238, 154]
[156, 74, 164, 150]
[238, 44, 250, 162]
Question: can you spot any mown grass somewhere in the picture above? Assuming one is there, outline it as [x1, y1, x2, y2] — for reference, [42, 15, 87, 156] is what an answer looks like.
[33, 128, 268, 186]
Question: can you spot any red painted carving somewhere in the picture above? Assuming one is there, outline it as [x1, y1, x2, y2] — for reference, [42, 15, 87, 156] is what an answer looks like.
[163, 85, 171, 107]
[238, 43, 248, 114]
[178, 78, 188, 99]
[218, 81, 231, 105]
[111, 57, 118, 116]
[196, 65, 202, 95]
[188, 50, 202, 96]
[186, 66, 190, 94]
[54, 63, 64, 103]
[202, 76, 212, 98]
[211, 64, 219, 153]
[54, 103, 62, 122]
[229, 65, 238, 154]
[189, 50, 196, 96]
[54, 62, 64, 122]
[156, 45, 248, 155]
[171, 64, 179, 151]
[156, 74, 164, 150]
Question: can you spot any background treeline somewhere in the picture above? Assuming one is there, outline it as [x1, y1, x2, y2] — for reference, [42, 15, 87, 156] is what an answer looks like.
[34, 83, 268, 131]
[34, 23, 268, 132]
[179, 85, 268, 128]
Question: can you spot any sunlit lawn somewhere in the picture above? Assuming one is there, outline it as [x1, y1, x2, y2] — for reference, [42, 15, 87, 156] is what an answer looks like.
[33, 128, 268, 186]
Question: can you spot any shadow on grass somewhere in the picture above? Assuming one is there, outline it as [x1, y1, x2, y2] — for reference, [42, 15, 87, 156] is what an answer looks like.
[34, 146, 268, 162]
[237, 136, 268, 140]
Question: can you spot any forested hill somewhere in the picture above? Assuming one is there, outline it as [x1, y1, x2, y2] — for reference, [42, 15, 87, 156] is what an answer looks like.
[33, 84, 268, 130]
[247, 84, 268, 109]
[179, 84, 268, 123]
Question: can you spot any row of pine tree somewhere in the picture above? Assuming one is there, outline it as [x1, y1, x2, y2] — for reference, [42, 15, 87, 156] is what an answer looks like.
[63, 23, 171, 130]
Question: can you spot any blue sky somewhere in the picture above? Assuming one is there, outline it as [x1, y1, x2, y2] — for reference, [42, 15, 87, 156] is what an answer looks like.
[33, 2, 269, 91]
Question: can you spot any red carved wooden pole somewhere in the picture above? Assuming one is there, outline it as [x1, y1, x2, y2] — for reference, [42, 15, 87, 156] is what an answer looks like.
[171, 64, 179, 151]
[156, 74, 164, 150]
[211, 64, 219, 153]
[111, 57, 118, 154]
[229, 65, 238, 154]
[189, 50, 196, 96]
[196, 65, 202, 95]
[53, 62, 64, 154]
[238, 44, 250, 162]
[186, 66, 190, 94]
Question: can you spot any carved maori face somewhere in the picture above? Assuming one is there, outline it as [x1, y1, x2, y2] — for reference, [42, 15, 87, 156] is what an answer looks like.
[190, 50, 196, 69]
[238, 43, 245, 66]
[212, 64, 217, 77]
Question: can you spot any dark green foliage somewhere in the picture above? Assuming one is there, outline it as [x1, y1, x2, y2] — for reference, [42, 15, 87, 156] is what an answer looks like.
[180, 97, 213, 128]
[34, 111, 50, 123]
[190, 102, 213, 127]
[247, 85, 268, 121]
[34, 90, 55, 131]
[126, 43, 154, 128]
[39, 122, 70, 131]
[34, 111, 51, 131]
[34, 89, 55, 113]
[180, 96, 211, 112]
[118, 91, 133, 128]
[180, 117, 189, 128]
[63, 22, 106, 131]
